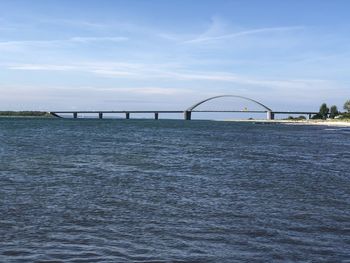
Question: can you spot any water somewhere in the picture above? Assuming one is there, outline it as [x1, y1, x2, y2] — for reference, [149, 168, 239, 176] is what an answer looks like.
[0, 118, 349, 262]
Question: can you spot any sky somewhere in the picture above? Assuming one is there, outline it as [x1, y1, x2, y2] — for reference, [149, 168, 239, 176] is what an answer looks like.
[0, 0, 350, 114]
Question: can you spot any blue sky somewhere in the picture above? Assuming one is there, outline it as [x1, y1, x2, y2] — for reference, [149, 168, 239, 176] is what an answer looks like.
[1, 0, 349, 113]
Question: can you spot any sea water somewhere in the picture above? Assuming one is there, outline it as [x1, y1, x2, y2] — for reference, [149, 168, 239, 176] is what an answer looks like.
[0, 118, 349, 262]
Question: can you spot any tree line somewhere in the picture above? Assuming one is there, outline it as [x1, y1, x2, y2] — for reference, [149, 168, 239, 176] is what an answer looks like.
[312, 100, 350, 119]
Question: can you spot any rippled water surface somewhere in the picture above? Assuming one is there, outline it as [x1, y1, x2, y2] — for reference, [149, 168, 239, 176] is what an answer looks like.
[1, 118, 349, 262]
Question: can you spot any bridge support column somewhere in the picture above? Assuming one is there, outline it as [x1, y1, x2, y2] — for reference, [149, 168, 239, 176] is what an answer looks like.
[125, 112, 130, 119]
[184, 111, 191, 120]
[154, 112, 159, 120]
[99, 112, 103, 119]
[73, 112, 78, 119]
[267, 111, 274, 120]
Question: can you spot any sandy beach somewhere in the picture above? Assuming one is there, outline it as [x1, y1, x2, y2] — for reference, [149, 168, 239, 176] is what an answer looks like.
[224, 119, 350, 127]
[282, 120, 350, 127]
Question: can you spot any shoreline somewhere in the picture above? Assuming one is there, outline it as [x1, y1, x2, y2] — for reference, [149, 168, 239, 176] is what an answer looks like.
[224, 119, 350, 127]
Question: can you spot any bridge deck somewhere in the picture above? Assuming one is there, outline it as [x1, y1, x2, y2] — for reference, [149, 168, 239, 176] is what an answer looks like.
[51, 110, 318, 114]
[50, 110, 319, 120]
[51, 110, 184, 114]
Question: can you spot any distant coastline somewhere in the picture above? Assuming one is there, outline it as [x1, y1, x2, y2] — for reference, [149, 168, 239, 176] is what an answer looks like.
[0, 111, 52, 117]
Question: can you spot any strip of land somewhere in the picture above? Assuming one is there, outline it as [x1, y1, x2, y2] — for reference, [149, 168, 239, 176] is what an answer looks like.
[0, 111, 52, 117]
[225, 119, 350, 127]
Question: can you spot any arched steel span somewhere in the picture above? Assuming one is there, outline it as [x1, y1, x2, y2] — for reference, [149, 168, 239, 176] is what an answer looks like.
[186, 95, 272, 112]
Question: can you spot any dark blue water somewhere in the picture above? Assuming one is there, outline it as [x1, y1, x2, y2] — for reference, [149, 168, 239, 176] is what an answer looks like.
[0, 118, 349, 262]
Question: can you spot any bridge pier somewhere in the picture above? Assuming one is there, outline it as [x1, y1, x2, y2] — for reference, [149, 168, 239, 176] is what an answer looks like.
[184, 111, 191, 120]
[125, 112, 130, 119]
[73, 112, 78, 119]
[99, 112, 103, 119]
[154, 112, 159, 120]
[267, 111, 274, 120]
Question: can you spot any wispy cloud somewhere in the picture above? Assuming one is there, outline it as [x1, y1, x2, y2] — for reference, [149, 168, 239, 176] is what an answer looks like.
[69, 36, 128, 43]
[7, 62, 144, 75]
[90, 69, 135, 77]
[6, 61, 330, 91]
[51, 19, 110, 30]
[103, 87, 195, 96]
[0, 36, 128, 50]
[184, 26, 304, 44]
[8, 64, 77, 71]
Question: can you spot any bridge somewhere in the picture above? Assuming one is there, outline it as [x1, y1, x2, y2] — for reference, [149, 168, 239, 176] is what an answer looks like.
[50, 95, 318, 120]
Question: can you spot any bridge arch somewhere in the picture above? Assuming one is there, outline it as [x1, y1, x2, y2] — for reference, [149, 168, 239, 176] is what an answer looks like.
[187, 95, 272, 112]
[184, 95, 273, 120]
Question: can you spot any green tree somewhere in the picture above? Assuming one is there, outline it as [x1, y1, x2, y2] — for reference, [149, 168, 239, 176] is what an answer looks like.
[319, 103, 329, 119]
[329, 105, 339, 119]
[344, 100, 350, 113]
